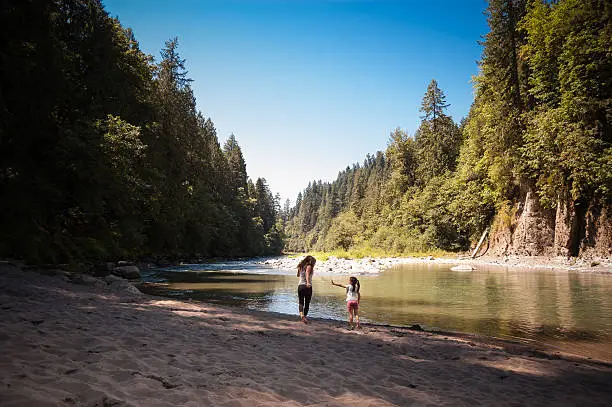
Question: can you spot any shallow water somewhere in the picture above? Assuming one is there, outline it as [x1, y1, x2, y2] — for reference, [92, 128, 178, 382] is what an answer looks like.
[139, 260, 612, 362]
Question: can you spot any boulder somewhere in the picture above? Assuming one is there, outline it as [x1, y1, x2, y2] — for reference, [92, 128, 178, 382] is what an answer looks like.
[71, 273, 106, 289]
[450, 265, 476, 271]
[112, 266, 141, 280]
[92, 262, 115, 277]
[104, 274, 124, 284]
[108, 279, 141, 295]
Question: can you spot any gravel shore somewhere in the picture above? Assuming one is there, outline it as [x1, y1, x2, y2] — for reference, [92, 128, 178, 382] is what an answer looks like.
[258, 254, 612, 275]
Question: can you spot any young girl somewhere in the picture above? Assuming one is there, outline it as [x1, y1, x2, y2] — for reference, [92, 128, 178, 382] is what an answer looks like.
[331, 276, 360, 329]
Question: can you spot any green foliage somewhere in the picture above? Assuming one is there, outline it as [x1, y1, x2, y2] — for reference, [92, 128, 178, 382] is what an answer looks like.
[284, 152, 389, 253]
[493, 201, 517, 234]
[323, 211, 361, 251]
[224, 134, 249, 198]
[284, 0, 610, 257]
[0, 0, 283, 263]
[414, 119, 461, 186]
[385, 128, 416, 202]
[519, 0, 612, 205]
[420, 79, 450, 122]
[414, 80, 462, 186]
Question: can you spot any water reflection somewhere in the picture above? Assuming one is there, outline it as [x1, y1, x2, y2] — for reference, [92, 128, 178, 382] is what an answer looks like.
[139, 261, 612, 362]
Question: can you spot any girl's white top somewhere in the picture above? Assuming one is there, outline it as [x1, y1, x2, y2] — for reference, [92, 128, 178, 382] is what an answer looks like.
[297, 266, 310, 286]
[346, 284, 359, 302]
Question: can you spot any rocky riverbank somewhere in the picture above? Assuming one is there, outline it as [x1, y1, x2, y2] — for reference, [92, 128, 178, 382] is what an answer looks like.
[259, 254, 612, 275]
[0, 259, 143, 295]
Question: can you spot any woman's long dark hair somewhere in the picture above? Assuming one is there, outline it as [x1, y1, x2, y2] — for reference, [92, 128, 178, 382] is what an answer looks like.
[297, 255, 316, 276]
[349, 276, 360, 294]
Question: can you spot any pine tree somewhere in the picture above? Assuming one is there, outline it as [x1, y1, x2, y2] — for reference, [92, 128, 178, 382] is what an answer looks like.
[254, 178, 276, 232]
[223, 134, 249, 198]
[414, 81, 461, 185]
[385, 128, 416, 202]
[420, 79, 450, 132]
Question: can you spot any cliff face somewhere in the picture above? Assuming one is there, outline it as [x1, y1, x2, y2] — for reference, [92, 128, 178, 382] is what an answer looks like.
[581, 204, 612, 258]
[489, 190, 612, 259]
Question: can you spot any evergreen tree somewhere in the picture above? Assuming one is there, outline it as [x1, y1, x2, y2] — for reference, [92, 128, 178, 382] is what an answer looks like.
[414, 81, 461, 185]
[420, 79, 450, 131]
[385, 128, 416, 202]
[224, 134, 249, 198]
[254, 178, 276, 232]
[146, 37, 201, 255]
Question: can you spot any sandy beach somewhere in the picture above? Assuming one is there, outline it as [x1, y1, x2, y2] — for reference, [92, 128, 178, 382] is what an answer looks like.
[1, 263, 611, 407]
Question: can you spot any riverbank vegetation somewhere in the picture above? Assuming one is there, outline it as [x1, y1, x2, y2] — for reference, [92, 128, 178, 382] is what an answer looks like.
[1, 0, 609, 265]
[284, 0, 611, 258]
[285, 248, 453, 262]
[0, 0, 283, 263]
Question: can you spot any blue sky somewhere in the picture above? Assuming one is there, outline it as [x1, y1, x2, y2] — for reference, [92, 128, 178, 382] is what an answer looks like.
[102, 0, 489, 203]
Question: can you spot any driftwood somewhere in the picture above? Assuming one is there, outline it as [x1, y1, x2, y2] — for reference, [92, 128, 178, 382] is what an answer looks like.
[471, 227, 489, 259]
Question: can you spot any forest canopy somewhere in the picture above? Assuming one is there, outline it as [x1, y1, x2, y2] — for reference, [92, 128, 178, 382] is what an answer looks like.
[0, 0, 283, 263]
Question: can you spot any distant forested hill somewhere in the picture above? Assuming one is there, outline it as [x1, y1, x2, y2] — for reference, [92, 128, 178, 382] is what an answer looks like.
[284, 0, 611, 258]
[0, 0, 282, 263]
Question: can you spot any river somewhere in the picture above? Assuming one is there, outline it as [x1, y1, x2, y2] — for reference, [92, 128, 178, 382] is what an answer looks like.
[138, 259, 612, 362]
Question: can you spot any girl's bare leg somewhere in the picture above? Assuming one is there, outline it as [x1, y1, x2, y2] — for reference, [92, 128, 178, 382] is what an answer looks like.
[348, 309, 354, 329]
[355, 309, 360, 328]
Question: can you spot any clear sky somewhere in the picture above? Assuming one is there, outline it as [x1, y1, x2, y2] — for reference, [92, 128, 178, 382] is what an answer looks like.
[102, 0, 489, 204]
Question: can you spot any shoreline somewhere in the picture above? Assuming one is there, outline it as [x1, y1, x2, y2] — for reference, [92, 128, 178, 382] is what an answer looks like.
[2, 263, 612, 406]
[259, 253, 612, 275]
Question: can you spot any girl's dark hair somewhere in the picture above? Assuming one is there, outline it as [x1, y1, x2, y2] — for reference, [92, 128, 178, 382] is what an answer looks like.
[349, 276, 360, 294]
[297, 255, 316, 276]
[297, 255, 316, 270]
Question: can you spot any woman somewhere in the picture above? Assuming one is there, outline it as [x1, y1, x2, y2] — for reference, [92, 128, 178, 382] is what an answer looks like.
[296, 255, 316, 323]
